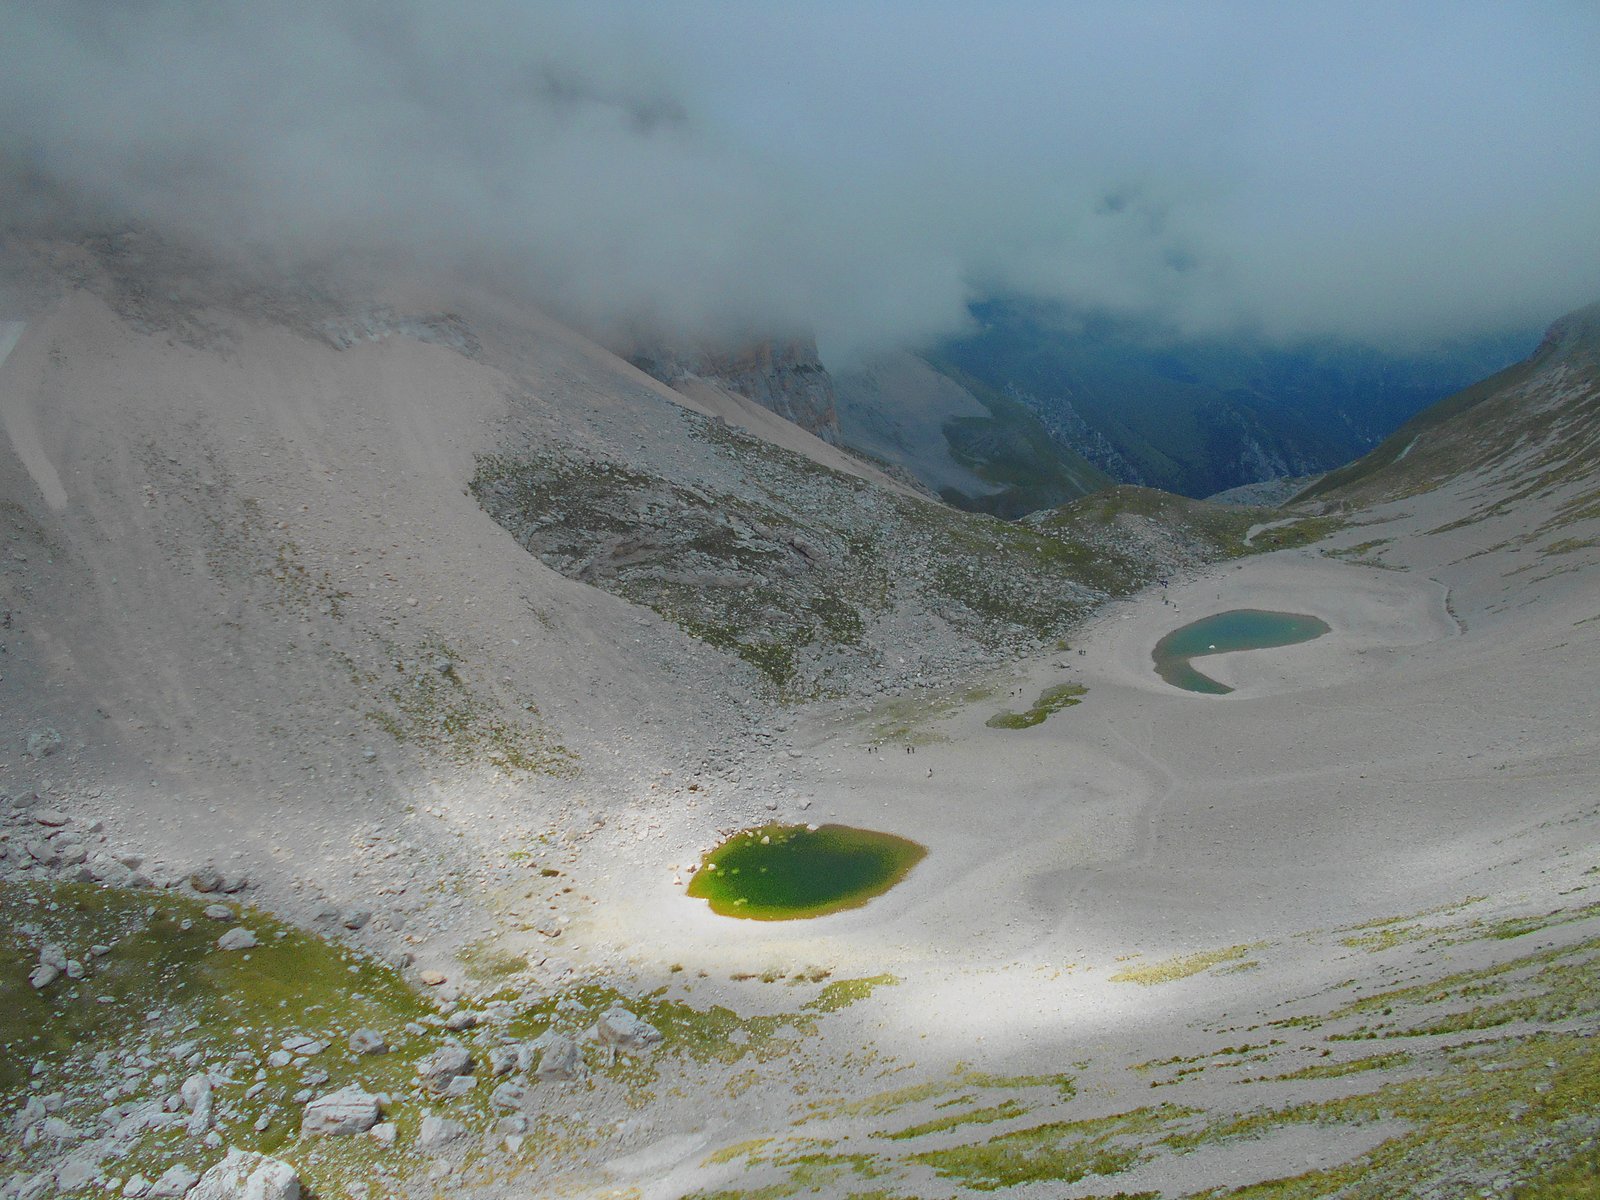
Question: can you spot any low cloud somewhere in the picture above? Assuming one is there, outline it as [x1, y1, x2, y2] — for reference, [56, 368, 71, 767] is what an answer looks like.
[3, 1, 1598, 359]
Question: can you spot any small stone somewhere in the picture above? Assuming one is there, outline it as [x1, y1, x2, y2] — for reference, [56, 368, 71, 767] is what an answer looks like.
[189, 868, 223, 894]
[202, 905, 233, 922]
[486, 1046, 516, 1076]
[266, 1050, 292, 1069]
[419, 970, 447, 986]
[33, 808, 70, 827]
[215, 928, 257, 952]
[369, 1121, 397, 1146]
[443, 1010, 477, 1031]
[441, 1076, 476, 1098]
[341, 909, 372, 931]
[123, 1175, 151, 1197]
[26, 728, 62, 758]
[28, 964, 60, 990]
[281, 1036, 326, 1056]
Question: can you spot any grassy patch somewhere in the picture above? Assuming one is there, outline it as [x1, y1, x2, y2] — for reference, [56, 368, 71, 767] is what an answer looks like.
[986, 682, 1088, 729]
[803, 974, 899, 1013]
[877, 1099, 1026, 1140]
[365, 640, 575, 775]
[1109, 944, 1255, 986]
[0, 880, 441, 1195]
[911, 1105, 1192, 1191]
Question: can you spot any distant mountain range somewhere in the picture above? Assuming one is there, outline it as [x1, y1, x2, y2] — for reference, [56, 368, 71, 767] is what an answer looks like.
[920, 299, 1538, 500]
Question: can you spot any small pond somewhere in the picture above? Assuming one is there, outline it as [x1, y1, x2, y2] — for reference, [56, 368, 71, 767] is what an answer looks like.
[1152, 608, 1331, 694]
[686, 823, 926, 920]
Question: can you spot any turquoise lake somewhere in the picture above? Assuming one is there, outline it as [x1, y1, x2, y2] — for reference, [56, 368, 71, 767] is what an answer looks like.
[1152, 609, 1331, 694]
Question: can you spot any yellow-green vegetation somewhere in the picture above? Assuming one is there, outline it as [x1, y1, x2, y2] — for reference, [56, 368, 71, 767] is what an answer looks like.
[1517, 1143, 1600, 1198]
[877, 1099, 1026, 1140]
[1245, 515, 1347, 552]
[366, 640, 575, 775]
[986, 681, 1087, 729]
[804, 974, 899, 1013]
[1338, 921, 1435, 952]
[1109, 944, 1255, 985]
[0, 880, 439, 1194]
[701, 1138, 775, 1168]
[860, 682, 998, 746]
[455, 937, 527, 983]
[910, 1105, 1195, 1191]
[1265, 1051, 1412, 1082]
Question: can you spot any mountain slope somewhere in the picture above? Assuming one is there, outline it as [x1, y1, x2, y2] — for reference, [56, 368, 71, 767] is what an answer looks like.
[937, 298, 1534, 496]
[1300, 300, 1600, 519]
[5, 232, 1600, 1200]
[834, 351, 1113, 517]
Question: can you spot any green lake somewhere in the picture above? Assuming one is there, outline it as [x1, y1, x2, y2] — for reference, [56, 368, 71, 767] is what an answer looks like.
[1152, 608, 1331, 694]
[686, 824, 927, 920]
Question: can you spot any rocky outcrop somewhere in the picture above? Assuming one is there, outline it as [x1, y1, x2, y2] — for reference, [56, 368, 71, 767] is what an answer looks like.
[631, 338, 842, 443]
[190, 1149, 300, 1200]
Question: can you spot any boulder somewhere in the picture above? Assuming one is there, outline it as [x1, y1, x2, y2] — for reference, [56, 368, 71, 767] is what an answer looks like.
[416, 1114, 468, 1152]
[348, 1028, 388, 1056]
[189, 1149, 301, 1200]
[179, 1074, 213, 1112]
[215, 928, 257, 952]
[147, 1164, 200, 1196]
[299, 1087, 380, 1137]
[489, 1081, 525, 1110]
[415, 1042, 472, 1093]
[596, 1006, 662, 1052]
[486, 1045, 517, 1076]
[534, 1035, 583, 1082]
[189, 868, 223, 894]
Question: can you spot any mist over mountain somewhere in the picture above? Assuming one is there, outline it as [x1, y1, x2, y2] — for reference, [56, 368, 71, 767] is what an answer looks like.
[3, 2, 1598, 361]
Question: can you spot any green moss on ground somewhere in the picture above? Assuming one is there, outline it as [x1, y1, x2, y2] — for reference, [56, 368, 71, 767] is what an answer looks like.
[986, 682, 1087, 728]
[1109, 944, 1255, 986]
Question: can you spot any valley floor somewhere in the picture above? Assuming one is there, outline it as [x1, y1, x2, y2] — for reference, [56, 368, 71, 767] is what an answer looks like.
[559, 519, 1600, 1198]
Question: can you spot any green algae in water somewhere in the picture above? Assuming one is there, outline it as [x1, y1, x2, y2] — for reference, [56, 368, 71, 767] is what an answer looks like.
[1152, 608, 1331, 694]
[687, 824, 926, 920]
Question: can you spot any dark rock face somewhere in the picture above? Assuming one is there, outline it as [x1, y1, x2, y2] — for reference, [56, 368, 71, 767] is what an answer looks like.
[632, 338, 842, 443]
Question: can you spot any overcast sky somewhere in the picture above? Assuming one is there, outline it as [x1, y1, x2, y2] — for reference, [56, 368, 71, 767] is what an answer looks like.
[3, 1, 1598, 358]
